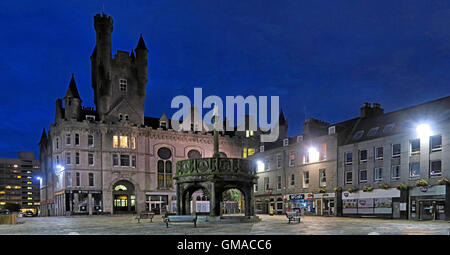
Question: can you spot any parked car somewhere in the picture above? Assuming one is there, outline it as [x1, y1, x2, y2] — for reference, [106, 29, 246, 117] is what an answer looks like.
[24, 211, 35, 217]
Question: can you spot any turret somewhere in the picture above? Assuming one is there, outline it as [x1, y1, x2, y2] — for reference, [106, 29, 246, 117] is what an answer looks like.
[55, 99, 63, 123]
[92, 13, 113, 120]
[64, 74, 82, 120]
[135, 34, 148, 98]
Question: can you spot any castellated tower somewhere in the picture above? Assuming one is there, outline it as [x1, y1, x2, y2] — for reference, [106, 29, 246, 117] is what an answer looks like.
[91, 13, 148, 125]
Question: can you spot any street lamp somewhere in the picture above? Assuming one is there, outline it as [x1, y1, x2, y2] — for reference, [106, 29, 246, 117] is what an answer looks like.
[256, 160, 265, 173]
[416, 123, 432, 138]
[56, 164, 65, 171]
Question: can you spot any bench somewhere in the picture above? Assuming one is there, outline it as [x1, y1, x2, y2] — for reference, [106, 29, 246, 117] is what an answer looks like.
[164, 215, 197, 228]
[286, 211, 301, 223]
[135, 212, 155, 223]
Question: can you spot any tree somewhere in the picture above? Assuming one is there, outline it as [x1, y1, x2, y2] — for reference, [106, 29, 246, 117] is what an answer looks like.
[223, 189, 241, 202]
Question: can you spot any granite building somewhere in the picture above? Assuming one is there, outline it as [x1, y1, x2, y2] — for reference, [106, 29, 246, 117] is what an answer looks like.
[38, 13, 253, 216]
[0, 152, 40, 214]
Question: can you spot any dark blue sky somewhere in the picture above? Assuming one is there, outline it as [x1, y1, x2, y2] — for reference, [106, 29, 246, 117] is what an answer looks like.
[1, 0, 450, 158]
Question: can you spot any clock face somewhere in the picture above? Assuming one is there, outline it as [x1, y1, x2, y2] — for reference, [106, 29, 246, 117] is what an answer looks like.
[157, 147, 172, 159]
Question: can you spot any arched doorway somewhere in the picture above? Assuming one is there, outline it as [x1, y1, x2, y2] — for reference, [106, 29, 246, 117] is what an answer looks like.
[181, 185, 209, 215]
[112, 180, 136, 213]
[222, 188, 244, 215]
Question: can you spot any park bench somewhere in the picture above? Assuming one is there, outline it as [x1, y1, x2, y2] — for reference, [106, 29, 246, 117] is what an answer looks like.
[135, 211, 155, 223]
[164, 215, 197, 228]
[285, 211, 301, 224]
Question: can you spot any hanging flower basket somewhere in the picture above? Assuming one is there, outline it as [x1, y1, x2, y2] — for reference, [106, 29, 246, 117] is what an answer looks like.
[437, 177, 449, 185]
[378, 183, 390, 189]
[347, 187, 358, 193]
[333, 186, 343, 192]
[317, 188, 327, 193]
[362, 185, 374, 192]
[396, 183, 408, 191]
[415, 179, 429, 187]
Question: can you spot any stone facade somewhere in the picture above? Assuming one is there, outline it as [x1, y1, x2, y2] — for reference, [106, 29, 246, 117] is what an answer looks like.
[38, 13, 251, 216]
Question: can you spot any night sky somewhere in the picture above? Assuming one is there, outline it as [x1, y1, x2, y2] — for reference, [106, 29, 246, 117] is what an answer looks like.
[1, 0, 450, 158]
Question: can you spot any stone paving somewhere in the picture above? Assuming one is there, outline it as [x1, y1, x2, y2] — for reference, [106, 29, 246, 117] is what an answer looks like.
[0, 214, 449, 235]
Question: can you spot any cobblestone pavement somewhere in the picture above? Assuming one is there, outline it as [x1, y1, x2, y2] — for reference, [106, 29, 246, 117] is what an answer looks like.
[0, 214, 449, 235]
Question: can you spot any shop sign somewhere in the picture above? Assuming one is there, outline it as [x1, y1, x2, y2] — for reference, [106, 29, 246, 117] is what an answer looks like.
[290, 194, 304, 200]
[313, 193, 335, 199]
[410, 185, 446, 197]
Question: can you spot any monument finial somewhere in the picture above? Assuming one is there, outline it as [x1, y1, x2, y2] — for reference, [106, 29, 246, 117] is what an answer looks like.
[213, 105, 220, 158]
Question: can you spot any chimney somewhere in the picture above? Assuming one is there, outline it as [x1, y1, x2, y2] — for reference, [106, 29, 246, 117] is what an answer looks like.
[360, 102, 372, 118]
[372, 103, 384, 116]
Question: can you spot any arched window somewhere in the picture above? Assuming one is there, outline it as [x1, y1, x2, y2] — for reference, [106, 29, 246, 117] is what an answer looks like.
[114, 185, 127, 191]
[157, 147, 173, 189]
[219, 152, 227, 158]
[188, 149, 202, 159]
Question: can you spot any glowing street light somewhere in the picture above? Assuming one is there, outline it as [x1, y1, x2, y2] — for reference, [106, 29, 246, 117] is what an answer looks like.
[36, 176, 42, 181]
[416, 123, 432, 138]
[257, 160, 265, 173]
[56, 164, 65, 171]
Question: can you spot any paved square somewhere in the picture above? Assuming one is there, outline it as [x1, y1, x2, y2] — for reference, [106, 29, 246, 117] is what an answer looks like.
[0, 215, 449, 235]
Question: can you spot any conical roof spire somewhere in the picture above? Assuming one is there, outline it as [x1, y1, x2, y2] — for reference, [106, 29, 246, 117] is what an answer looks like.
[39, 128, 47, 145]
[65, 73, 81, 99]
[135, 34, 148, 50]
[130, 49, 135, 59]
[279, 108, 286, 125]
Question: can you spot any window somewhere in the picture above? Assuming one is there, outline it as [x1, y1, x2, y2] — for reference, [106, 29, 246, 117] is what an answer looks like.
[86, 115, 95, 121]
[345, 152, 352, 165]
[119, 79, 127, 91]
[88, 135, 94, 147]
[303, 171, 309, 188]
[392, 144, 401, 157]
[132, 155, 137, 167]
[430, 135, 442, 151]
[88, 153, 94, 166]
[188, 149, 202, 159]
[283, 139, 289, 146]
[89, 173, 94, 187]
[383, 123, 395, 134]
[260, 146, 265, 152]
[131, 137, 136, 149]
[254, 184, 258, 192]
[352, 130, 364, 140]
[409, 162, 420, 178]
[75, 152, 80, 165]
[157, 147, 173, 189]
[328, 126, 336, 135]
[66, 134, 71, 145]
[56, 155, 60, 165]
[76, 172, 80, 186]
[276, 154, 282, 168]
[113, 136, 119, 148]
[289, 151, 295, 166]
[391, 165, 400, 180]
[277, 176, 282, 190]
[66, 172, 72, 187]
[56, 137, 60, 149]
[120, 154, 130, 167]
[119, 114, 123, 121]
[112, 154, 119, 167]
[345, 171, 353, 184]
[297, 135, 303, 143]
[410, 139, 420, 154]
[245, 130, 250, 138]
[119, 136, 129, 148]
[290, 174, 295, 186]
[375, 167, 383, 181]
[243, 148, 247, 158]
[160, 121, 167, 129]
[75, 134, 80, 145]
[264, 177, 270, 191]
[248, 148, 256, 157]
[430, 160, 442, 176]
[359, 169, 367, 183]
[319, 169, 326, 187]
[360, 150, 368, 162]
[375, 147, 383, 159]
[66, 152, 71, 165]
[367, 127, 379, 137]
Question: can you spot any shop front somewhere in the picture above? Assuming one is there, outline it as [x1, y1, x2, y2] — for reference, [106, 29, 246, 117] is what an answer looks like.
[313, 193, 336, 216]
[288, 193, 314, 215]
[145, 192, 175, 214]
[340, 188, 406, 219]
[409, 185, 449, 221]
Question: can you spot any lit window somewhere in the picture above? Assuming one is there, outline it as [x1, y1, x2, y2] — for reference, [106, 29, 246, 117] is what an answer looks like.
[256, 161, 265, 172]
[113, 136, 119, 148]
[17, 176, 21, 179]
[119, 79, 127, 91]
[14, 186, 21, 189]
[27, 187, 32, 190]
[131, 137, 136, 149]
[120, 136, 129, 148]
[27, 182, 32, 184]
[243, 148, 247, 158]
[248, 148, 255, 157]
[245, 130, 250, 138]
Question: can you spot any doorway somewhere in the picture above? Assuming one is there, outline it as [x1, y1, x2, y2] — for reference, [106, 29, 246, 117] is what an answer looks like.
[112, 180, 136, 213]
